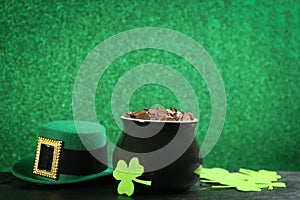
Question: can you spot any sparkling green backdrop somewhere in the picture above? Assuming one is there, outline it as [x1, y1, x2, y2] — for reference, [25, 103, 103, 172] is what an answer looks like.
[1, 0, 299, 172]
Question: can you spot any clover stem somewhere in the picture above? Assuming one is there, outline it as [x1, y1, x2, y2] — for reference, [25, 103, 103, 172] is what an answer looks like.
[212, 185, 234, 188]
[133, 178, 152, 186]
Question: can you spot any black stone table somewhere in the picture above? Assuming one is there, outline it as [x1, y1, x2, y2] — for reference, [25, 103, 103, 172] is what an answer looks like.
[0, 172, 299, 200]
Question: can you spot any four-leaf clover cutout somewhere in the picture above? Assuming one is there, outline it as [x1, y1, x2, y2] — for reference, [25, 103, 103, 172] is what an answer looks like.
[113, 157, 151, 196]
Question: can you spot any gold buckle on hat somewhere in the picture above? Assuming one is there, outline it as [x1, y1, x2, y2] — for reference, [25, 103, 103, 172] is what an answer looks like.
[33, 137, 63, 180]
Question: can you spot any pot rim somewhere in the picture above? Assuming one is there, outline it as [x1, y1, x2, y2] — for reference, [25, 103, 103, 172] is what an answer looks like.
[120, 116, 199, 123]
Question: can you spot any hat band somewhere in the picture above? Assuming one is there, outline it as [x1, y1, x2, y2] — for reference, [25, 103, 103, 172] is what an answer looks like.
[38, 144, 108, 176]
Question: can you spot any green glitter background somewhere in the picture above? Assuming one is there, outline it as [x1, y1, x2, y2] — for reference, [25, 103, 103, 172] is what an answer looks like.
[1, 0, 299, 172]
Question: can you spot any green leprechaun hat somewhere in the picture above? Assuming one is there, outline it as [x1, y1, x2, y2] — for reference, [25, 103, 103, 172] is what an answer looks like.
[12, 120, 113, 184]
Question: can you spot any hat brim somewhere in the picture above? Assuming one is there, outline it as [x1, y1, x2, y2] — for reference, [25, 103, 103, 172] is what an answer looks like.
[12, 155, 113, 184]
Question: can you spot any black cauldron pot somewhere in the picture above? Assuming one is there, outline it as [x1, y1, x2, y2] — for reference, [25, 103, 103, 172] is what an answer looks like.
[113, 116, 202, 193]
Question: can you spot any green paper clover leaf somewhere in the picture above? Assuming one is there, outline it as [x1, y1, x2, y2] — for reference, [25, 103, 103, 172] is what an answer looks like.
[194, 164, 202, 175]
[113, 157, 151, 196]
[239, 168, 281, 182]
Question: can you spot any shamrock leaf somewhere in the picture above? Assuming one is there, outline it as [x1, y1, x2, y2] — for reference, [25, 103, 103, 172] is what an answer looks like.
[194, 164, 202, 176]
[118, 179, 134, 196]
[239, 168, 281, 182]
[113, 157, 151, 196]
